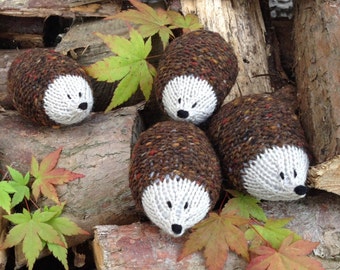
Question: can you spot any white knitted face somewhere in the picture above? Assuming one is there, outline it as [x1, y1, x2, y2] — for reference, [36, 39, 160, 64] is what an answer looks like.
[241, 145, 309, 201]
[162, 75, 217, 125]
[43, 75, 93, 125]
[141, 176, 211, 237]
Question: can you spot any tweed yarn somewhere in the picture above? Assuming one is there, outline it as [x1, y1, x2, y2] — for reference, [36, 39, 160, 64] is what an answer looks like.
[154, 29, 238, 125]
[129, 121, 222, 237]
[207, 93, 310, 201]
[7, 48, 93, 126]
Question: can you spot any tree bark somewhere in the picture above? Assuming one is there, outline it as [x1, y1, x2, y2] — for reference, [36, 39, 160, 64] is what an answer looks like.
[180, 0, 272, 102]
[294, 0, 340, 163]
[0, 104, 144, 251]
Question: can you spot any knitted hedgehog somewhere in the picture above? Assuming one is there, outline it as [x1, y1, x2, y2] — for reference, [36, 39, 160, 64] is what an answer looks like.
[7, 48, 93, 126]
[154, 29, 238, 125]
[129, 121, 222, 237]
[207, 93, 310, 201]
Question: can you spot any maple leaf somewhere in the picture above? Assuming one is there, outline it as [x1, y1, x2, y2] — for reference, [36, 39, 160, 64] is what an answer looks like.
[225, 190, 267, 222]
[7, 166, 30, 208]
[45, 203, 89, 237]
[44, 203, 89, 269]
[246, 218, 301, 250]
[168, 11, 203, 33]
[47, 241, 68, 270]
[85, 29, 156, 112]
[247, 234, 323, 270]
[0, 180, 16, 214]
[108, 0, 173, 48]
[2, 209, 65, 270]
[179, 206, 250, 270]
[30, 147, 85, 204]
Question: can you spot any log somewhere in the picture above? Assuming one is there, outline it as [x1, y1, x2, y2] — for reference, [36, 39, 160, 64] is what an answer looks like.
[180, 0, 273, 102]
[308, 155, 340, 196]
[294, 0, 340, 163]
[0, 50, 16, 109]
[93, 192, 340, 269]
[0, 104, 144, 251]
[92, 223, 247, 270]
[0, 0, 120, 18]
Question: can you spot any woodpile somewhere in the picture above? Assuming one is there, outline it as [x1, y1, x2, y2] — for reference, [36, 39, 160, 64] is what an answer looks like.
[0, 0, 340, 269]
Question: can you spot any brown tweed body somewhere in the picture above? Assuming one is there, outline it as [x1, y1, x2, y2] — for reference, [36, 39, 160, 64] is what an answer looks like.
[129, 120, 222, 210]
[154, 29, 238, 111]
[207, 93, 309, 192]
[7, 48, 91, 126]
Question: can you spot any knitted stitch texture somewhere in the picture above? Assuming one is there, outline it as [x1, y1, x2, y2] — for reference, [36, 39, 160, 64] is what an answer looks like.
[129, 120, 222, 236]
[7, 48, 93, 126]
[154, 29, 238, 125]
[207, 93, 310, 201]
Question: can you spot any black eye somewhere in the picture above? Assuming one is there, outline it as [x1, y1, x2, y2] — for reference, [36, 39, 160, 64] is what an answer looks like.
[79, 92, 82, 97]
[192, 102, 197, 108]
[178, 98, 181, 104]
[167, 201, 172, 208]
[293, 169, 297, 178]
[184, 202, 188, 209]
[67, 94, 71, 99]
[279, 172, 284, 180]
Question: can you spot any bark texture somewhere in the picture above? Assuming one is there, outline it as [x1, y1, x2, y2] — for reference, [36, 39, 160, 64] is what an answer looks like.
[0, 104, 144, 250]
[294, 0, 340, 163]
[180, 0, 272, 102]
[93, 192, 340, 269]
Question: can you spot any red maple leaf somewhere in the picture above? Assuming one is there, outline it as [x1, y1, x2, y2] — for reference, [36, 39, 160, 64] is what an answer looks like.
[247, 234, 323, 270]
[30, 147, 85, 204]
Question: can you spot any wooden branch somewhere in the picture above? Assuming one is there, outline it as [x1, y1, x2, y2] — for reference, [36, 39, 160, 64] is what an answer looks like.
[180, 0, 272, 102]
[294, 1, 340, 163]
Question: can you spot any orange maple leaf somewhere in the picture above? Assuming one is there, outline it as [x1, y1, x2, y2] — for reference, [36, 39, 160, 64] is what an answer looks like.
[179, 208, 249, 270]
[30, 147, 85, 204]
[247, 234, 323, 270]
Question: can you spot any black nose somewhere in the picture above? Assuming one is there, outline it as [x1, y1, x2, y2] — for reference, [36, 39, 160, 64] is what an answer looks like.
[171, 224, 182, 235]
[78, 102, 88, 110]
[294, 185, 308, 195]
[177, 110, 189, 119]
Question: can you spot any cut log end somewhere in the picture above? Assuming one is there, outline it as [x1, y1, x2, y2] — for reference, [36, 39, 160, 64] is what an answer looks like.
[308, 155, 340, 196]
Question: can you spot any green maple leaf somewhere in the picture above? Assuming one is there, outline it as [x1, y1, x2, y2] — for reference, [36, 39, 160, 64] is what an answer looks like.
[85, 29, 156, 112]
[0, 180, 16, 214]
[30, 147, 85, 204]
[246, 218, 301, 249]
[179, 206, 250, 270]
[247, 234, 323, 270]
[226, 190, 267, 222]
[47, 240, 68, 270]
[7, 166, 30, 208]
[109, 0, 173, 48]
[45, 204, 89, 237]
[2, 209, 65, 270]
[168, 11, 203, 33]
[43, 204, 89, 269]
